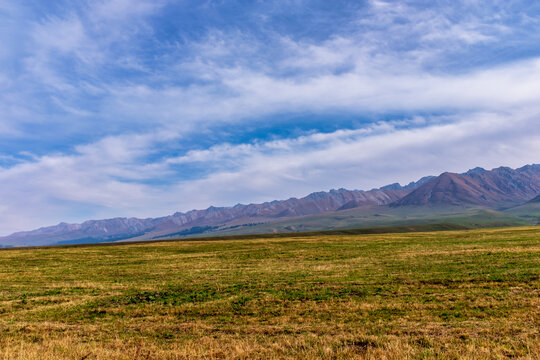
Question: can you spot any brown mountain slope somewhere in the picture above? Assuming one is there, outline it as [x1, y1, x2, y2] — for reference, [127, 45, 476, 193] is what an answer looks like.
[393, 165, 540, 208]
[392, 172, 491, 206]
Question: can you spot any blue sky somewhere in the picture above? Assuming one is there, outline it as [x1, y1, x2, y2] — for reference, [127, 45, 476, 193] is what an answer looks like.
[1, 0, 540, 234]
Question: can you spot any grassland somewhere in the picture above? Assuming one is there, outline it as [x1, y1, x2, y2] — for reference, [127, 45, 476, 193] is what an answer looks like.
[0, 227, 539, 359]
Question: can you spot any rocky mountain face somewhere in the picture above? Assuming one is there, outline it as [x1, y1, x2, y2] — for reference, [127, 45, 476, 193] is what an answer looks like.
[394, 165, 540, 208]
[1, 164, 539, 247]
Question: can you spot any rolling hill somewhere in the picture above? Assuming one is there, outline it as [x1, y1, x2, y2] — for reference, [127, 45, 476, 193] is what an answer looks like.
[504, 193, 540, 224]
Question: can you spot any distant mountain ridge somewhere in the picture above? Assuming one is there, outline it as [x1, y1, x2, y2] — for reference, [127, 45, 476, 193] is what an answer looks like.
[1, 164, 539, 247]
[394, 165, 540, 207]
[0, 187, 410, 247]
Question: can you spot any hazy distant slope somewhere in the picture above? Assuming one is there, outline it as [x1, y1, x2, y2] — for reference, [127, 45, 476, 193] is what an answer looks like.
[0, 218, 160, 247]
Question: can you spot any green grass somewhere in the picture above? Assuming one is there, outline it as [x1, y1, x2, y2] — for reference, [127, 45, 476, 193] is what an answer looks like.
[0, 226, 539, 359]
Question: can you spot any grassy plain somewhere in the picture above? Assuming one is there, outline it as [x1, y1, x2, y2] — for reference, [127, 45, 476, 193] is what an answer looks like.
[0, 226, 539, 359]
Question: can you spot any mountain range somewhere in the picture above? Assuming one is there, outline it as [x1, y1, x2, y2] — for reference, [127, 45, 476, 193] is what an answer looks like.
[1, 164, 539, 247]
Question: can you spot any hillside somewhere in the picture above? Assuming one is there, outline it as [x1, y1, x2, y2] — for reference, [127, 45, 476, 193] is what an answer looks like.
[171, 206, 528, 239]
[392, 172, 494, 207]
[504, 195, 540, 224]
[393, 165, 540, 208]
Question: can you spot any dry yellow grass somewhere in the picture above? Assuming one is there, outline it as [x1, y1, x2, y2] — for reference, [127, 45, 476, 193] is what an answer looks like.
[0, 227, 539, 359]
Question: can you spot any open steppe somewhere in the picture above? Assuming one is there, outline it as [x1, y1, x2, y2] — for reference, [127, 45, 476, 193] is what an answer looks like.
[0, 227, 538, 359]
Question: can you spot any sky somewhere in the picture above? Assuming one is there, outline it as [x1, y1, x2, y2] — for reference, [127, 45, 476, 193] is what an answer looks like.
[1, 0, 540, 235]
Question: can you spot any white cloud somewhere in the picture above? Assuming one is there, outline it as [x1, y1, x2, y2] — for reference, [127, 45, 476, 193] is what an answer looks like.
[98, 55, 540, 132]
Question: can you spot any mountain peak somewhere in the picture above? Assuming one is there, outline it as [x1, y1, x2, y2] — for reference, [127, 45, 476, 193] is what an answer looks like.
[380, 175, 435, 191]
[380, 182, 402, 191]
[465, 167, 486, 175]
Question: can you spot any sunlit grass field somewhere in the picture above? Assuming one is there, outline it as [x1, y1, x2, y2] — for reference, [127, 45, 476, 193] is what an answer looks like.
[0, 227, 539, 359]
